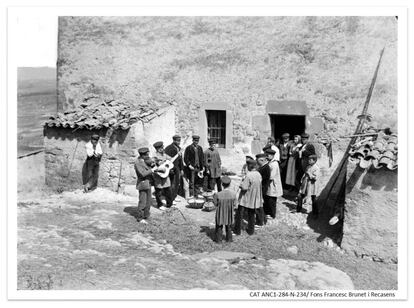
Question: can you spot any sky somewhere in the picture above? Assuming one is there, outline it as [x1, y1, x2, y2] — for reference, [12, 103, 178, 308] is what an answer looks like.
[14, 15, 58, 67]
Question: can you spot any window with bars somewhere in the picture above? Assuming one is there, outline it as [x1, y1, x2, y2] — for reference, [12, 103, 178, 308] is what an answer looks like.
[206, 110, 226, 148]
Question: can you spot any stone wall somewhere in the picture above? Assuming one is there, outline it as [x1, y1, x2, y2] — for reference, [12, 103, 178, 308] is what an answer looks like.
[341, 164, 398, 263]
[57, 16, 398, 153]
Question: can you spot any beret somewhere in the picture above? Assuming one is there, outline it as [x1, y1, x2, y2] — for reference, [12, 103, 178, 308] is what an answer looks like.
[91, 134, 100, 140]
[172, 135, 181, 140]
[245, 155, 254, 161]
[301, 133, 310, 138]
[138, 147, 150, 155]
[282, 133, 290, 138]
[192, 135, 200, 140]
[153, 141, 163, 148]
[246, 158, 256, 165]
[265, 149, 276, 155]
[262, 145, 271, 152]
[256, 153, 267, 159]
[221, 175, 231, 185]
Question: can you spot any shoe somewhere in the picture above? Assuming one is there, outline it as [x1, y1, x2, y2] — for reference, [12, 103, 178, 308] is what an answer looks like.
[159, 206, 167, 211]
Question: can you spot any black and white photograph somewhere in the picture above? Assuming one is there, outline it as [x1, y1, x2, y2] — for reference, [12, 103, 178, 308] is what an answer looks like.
[2, 1, 411, 303]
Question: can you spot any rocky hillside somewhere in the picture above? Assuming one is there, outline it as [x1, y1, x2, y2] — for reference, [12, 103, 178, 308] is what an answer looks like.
[57, 17, 397, 144]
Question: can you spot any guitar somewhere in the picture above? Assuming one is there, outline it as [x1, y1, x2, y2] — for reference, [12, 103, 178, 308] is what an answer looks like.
[153, 149, 184, 178]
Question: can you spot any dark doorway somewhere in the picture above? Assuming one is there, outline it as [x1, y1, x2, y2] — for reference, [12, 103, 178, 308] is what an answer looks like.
[270, 114, 306, 142]
[206, 110, 226, 148]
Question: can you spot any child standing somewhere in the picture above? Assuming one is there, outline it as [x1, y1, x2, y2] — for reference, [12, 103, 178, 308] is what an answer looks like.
[213, 176, 236, 243]
[297, 154, 319, 218]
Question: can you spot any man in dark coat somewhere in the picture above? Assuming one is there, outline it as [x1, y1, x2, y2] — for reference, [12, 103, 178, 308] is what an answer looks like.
[164, 135, 184, 201]
[134, 147, 154, 224]
[278, 133, 292, 189]
[183, 135, 205, 197]
[203, 138, 222, 192]
[297, 133, 316, 181]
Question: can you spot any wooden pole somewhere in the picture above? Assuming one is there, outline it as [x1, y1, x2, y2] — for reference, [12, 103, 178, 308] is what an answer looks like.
[322, 47, 385, 209]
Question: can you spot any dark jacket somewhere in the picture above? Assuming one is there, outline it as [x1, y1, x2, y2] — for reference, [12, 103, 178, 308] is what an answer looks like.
[134, 158, 153, 190]
[257, 163, 271, 196]
[184, 144, 204, 170]
[164, 143, 183, 170]
[279, 141, 293, 162]
[301, 143, 316, 159]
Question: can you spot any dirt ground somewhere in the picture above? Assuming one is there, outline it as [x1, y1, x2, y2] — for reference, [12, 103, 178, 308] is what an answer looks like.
[17, 157, 397, 290]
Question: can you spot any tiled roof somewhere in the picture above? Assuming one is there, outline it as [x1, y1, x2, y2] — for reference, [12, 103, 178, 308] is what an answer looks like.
[348, 129, 398, 170]
[44, 97, 172, 130]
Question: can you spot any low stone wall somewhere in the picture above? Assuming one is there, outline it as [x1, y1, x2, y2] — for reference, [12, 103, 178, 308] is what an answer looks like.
[342, 164, 398, 263]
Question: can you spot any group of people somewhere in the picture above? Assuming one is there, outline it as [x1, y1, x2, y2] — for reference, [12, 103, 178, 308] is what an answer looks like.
[82, 132, 320, 240]
[214, 132, 320, 242]
[133, 134, 224, 224]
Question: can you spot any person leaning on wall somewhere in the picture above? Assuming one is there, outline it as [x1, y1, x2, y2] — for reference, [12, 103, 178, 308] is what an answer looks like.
[83, 134, 103, 193]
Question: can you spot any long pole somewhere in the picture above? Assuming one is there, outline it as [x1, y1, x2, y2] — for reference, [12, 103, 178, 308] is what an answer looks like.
[322, 47, 385, 209]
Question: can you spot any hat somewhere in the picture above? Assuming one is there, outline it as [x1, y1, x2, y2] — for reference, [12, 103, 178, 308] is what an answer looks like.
[91, 134, 100, 140]
[192, 135, 200, 140]
[301, 133, 310, 139]
[262, 145, 271, 152]
[138, 147, 150, 155]
[246, 157, 256, 165]
[265, 149, 276, 155]
[282, 133, 290, 138]
[172, 135, 181, 140]
[153, 141, 163, 149]
[208, 138, 216, 144]
[245, 155, 254, 161]
[308, 154, 317, 160]
[256, 153, 266, 159]
[221, 176, 231, 185]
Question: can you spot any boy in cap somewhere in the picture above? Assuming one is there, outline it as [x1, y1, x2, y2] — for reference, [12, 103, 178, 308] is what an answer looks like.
[241, 155, 254, 177]
[278, 133, 292, 189]
[184, 135, 205, 197]
[213, 176, 236, 243]
[164, 135, 184, 201]
[203, 138, 222, 192]
[134, 147, 154, 224]
[83, 134, 103, 193]
[264, 148, 283, 220]
[297, 154, 319, 218]
[152, 141, 173, 210]
[234, 157, 263, 235]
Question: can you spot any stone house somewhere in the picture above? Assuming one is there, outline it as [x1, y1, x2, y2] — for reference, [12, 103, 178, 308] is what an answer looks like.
[340, 131, 398, 263]
[46, 16, 399, 257]
[44, 96, 176, 191]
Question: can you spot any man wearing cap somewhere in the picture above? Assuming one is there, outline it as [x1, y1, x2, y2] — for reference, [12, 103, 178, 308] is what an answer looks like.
[264, 148, 283, 220]
[164, 135, 184, 201]
[83, 134, 103, 193]
[184, 135, 205, 197]
[234, 157, 263, 235]
[134, 147, 154, 224]
[152, 141, 173, 210]
[256, 153, 270, 225]
[298, 133, 316, 180]
[278, 133, 292, 189]
[203, 138, 222, 192]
